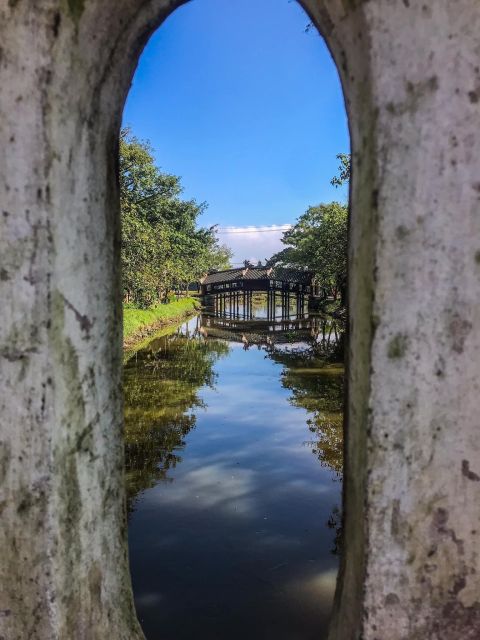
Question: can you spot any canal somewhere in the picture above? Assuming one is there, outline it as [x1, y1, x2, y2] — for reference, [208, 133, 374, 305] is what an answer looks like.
[124, 301, 344, 640]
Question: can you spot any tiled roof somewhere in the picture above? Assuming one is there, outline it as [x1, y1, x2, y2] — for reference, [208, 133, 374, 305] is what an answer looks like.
[200, 268, 244, 284]
[271, 267, 313, 284]
[201, 267, 313, 285]
[242, 268, 269, 280]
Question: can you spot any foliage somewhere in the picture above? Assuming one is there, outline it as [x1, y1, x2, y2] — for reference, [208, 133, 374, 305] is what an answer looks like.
[120, 128, 232, 307]
[268, 202, 348, 302]
[123, 297, 200, 341]
[330, 152, 351, 188]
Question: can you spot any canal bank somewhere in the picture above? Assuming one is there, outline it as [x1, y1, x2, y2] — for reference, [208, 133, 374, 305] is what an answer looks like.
[123, 297, 201, 352]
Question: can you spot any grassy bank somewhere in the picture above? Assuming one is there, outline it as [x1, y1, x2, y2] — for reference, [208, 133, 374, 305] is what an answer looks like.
[123, 297, 200, 347]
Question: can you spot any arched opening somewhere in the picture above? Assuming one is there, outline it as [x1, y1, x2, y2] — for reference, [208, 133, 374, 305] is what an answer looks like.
[121, 2, 350, 638]
[9, 3, 479, 640]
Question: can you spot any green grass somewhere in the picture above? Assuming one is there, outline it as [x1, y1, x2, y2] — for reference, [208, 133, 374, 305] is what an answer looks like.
[123, 298, 200, 341]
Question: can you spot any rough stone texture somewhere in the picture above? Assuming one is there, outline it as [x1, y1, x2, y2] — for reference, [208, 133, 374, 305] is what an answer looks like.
[0, 1, 479, 638]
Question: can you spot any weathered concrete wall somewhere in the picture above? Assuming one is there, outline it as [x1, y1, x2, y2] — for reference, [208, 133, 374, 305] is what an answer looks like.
[0, 1, 479, 639]
[306, 3, 480, 639]
[0, 1, 147, 637]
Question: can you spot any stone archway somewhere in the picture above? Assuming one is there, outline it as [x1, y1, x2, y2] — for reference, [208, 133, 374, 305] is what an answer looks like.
[1, 1, 479, 638]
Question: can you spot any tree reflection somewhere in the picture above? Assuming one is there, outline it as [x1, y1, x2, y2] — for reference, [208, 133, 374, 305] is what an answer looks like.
[264, 326, 344, 554]
[266, 341, 344, 478]
[124, 314, 345, 553]
[124, 332, 229, 512]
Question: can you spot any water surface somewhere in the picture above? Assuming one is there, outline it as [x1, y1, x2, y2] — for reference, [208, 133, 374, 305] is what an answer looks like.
[124, 306, 344, 640]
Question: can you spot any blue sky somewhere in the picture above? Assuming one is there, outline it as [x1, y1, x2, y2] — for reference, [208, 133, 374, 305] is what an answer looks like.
[123, 0, 349, 264]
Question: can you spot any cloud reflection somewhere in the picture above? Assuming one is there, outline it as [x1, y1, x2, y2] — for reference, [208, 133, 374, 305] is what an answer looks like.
[144, 462, 257, 517]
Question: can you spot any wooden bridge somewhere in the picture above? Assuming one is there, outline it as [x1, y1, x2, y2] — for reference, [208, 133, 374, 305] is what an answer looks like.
[199, 266, 314, 320]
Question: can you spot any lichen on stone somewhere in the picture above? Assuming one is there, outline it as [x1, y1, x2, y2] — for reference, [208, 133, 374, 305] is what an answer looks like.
[387, 334, 408, 359]
[66, 0, 85, 23]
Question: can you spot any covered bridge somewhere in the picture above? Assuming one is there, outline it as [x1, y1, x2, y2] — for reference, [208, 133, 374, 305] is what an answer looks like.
[199, 266, 314, 296]
[199, 266, 315, 320]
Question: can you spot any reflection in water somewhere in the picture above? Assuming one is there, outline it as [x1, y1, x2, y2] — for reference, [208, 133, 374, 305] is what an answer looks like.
[124, 308, 344, 640]
[124, 325, 230, 511]
[268, 348, 343, 478]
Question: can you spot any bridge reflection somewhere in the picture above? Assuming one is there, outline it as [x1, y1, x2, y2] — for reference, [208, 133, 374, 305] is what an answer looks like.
[200, 310, 343, 353]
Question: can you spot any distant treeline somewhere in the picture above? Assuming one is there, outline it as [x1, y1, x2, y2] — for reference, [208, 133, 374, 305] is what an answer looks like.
[120, 128, 231, 308]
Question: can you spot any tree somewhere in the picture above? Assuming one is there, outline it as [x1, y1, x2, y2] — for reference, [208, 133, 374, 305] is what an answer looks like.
[120, 128, 231, 306]
[269, 202, 348, 303]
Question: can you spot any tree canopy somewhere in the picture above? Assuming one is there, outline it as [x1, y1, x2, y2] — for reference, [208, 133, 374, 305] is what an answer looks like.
[120, 128, 232, 307]
[267, 153, 351, 303]
[268, 202, 348, 302]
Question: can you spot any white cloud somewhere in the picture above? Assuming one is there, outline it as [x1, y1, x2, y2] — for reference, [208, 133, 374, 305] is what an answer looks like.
[216, 225, 292, 265]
